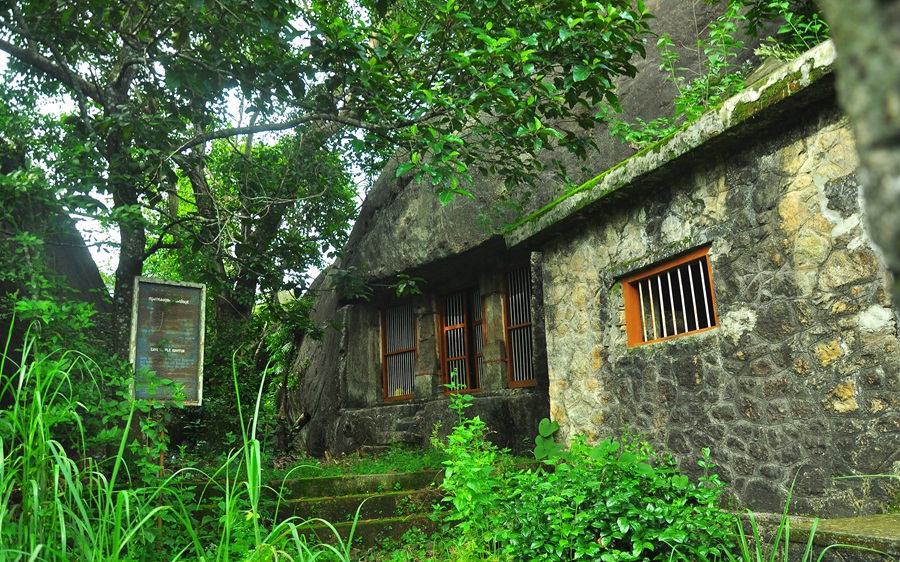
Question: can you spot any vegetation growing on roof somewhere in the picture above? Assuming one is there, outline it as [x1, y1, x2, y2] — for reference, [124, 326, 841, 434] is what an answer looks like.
[603, 0, 830, 151]
[503, 137, 674, 233]
[506, 7, 834, 245]
[730, 57, 834, 123]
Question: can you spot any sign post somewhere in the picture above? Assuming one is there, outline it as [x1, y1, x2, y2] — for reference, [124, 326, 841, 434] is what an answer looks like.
[128, 277, 205, 548]
[129, 277, 206, 404]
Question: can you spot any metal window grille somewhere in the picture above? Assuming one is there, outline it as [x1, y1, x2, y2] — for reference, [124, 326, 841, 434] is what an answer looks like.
[383, 304, 416, 399]
[506, 268, 534, 385]
[444, 292, 469, 389]
[628, 253, 716, 345]
[442, 290, 482, 390]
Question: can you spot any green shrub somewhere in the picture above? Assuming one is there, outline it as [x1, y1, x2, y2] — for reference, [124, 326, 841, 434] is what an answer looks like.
[431, 386, 512, 546]
[500, 432, 736, 562]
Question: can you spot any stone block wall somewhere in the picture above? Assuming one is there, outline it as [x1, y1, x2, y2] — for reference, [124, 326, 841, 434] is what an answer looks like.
[539, 103, 900, 516]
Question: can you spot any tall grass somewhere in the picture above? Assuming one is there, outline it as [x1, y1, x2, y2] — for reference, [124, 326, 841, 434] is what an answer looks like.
[0, 323, 356, 561]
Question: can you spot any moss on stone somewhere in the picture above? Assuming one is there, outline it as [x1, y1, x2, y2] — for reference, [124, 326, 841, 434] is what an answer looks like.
[731, 60, 832, 124]
[732, 74, 800, 123]
[508, 126, 690, 233]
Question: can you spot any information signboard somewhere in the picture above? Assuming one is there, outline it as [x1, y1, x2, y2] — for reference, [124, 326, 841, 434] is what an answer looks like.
[130, 277, 206, 405]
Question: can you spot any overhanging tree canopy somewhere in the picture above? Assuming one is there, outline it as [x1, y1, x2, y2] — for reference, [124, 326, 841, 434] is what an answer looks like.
[0, 0, 652, 354]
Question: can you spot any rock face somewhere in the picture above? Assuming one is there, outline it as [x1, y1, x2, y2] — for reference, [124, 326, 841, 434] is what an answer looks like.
[336, 1, 764, 284]
[0, 154, 112, 400]
[514, 42, 900, 516]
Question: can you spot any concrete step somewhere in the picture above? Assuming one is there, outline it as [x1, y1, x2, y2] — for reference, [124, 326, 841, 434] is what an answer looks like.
[264, 470, 445, 552]
[294, 513, 442, 551]
[274, 469, 443, 499]
[744, 512, 900, 561]
[278, 487, 441, 522]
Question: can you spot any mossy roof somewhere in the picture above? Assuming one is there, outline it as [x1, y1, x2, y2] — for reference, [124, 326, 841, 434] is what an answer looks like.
[504, 40, 838, 249]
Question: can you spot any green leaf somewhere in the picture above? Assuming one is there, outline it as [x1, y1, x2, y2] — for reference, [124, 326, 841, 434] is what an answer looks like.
[438, 190, 455, 205]
[573, 65, 591, 82]
[538, 418, 559, 437]
[395, 162, 415, 177]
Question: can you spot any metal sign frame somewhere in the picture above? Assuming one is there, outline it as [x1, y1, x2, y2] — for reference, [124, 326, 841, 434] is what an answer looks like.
[129, 277, 206, 405]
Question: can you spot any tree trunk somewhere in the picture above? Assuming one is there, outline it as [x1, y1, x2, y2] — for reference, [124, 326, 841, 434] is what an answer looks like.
[818, 1, 900, 311]
[111, 195, 146, 359]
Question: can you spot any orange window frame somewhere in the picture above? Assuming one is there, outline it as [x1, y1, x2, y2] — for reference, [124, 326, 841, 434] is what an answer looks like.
[439, 289, 484, 393]
[622, 246, 719, 347]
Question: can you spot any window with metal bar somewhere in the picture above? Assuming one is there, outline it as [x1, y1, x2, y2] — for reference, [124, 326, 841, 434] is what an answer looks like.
[505, 267, 535, 387]
[382, 303, 417, 400]
[623, 247, 718, 347]
[440, 289, 483, 391]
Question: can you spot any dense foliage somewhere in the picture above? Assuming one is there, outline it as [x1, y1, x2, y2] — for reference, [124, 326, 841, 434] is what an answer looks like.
[432, 391, 735, 562]
[1, 0, 654, 453]
[0, 0, 653, 361]
[0, 330, 360, 561]
[503, 437, 735, 562]
[3, 335, 889, 561]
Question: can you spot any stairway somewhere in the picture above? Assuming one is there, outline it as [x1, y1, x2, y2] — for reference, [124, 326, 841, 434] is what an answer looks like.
[270, 469, 445, 551]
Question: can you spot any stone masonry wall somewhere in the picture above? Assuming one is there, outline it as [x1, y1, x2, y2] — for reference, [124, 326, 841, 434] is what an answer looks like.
[539, 103, 900, 516]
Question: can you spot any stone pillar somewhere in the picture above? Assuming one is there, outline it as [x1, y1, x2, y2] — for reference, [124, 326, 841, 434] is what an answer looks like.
[414, 301, 442, 398]
[481, 272, 509, 391]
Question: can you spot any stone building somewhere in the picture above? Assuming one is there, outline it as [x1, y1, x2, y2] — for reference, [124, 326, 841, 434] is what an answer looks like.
[509, 41, 899, 515]
[292, 39, 900, 516]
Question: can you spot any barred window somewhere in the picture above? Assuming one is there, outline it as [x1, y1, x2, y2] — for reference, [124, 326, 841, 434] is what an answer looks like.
[382, 303, 417, 400]
[623, 247, 718, 347]
[440, 289, 483, 391]
[505, 267, 534, 387]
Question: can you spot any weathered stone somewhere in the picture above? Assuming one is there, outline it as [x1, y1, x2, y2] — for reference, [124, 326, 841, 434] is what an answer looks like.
[743, 479, 786, 513]
[766, 400, 789, 423]
[796, 465, 830, 495]
[820, 248, 881, 291]
[666, 432, 692, 455]
[518, 68, 899, 513]
[710, 404, 737, 423]
[824, 380, 860, 413]
[824, 174, 861, 219]
[858, 305, 896, 333]
[750, 357, 776, 377]
[292, 37, 900, 522]
[759, 463, 784, 480]
[749, 441, 771, 462]
[794, 231, 832, 266]
[741, 396, 764, 421]
[814, 339, 844, 368]
[762, 376, 790, 398]
[793, 356, 812, 376]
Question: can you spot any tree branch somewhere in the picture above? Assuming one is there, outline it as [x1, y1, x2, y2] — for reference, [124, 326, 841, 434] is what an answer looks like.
[0, 37, 102, 102]
[170, 110, 433, 155]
